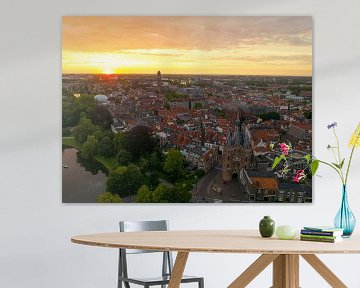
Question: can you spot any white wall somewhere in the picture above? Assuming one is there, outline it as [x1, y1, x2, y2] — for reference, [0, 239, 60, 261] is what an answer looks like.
[1, 0, 360, 287]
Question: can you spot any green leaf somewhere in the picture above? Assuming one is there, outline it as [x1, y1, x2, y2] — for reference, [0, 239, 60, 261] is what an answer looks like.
[304, 154, 311, 163]
[339, 159, 345, 169]
[332, 159, 345, 169]
[310, 160, 319, 176]
[272, 157, 280, 169]
[272, 156, 283, 169]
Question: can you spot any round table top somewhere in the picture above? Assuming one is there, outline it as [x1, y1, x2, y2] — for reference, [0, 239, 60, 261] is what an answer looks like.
[71, 230, 360, 254]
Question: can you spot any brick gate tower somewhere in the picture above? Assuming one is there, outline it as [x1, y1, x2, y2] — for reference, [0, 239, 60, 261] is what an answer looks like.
[222, 111, 252, 182]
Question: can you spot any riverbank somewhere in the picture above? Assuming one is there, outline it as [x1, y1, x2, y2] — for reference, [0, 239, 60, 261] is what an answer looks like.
[62, 137, 118, 171]
[62, 137, 81, 150]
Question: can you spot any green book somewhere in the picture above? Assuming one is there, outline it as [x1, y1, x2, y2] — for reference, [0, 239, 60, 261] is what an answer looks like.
[300, 236, 342, 243]
[300, 234, 339, 240]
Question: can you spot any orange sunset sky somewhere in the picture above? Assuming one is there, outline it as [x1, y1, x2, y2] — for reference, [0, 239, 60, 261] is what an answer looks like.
[62, 16, 312, 76]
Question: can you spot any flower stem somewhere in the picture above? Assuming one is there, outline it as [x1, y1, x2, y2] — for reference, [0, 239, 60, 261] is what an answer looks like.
[330, 147, 338, 164]
[333, 128, 342, 160]
[333, 128, 345, 180]
[316, 159, 344, 184]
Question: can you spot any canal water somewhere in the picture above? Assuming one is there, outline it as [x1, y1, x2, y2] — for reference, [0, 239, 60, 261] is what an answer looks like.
[62, 148, 106, 203]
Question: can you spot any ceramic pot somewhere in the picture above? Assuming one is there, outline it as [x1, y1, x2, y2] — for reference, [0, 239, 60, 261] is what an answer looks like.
[259, 216, 275, 238]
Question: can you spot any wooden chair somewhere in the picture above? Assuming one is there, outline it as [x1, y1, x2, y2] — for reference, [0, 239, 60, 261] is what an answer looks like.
[118, 220, 204, 288]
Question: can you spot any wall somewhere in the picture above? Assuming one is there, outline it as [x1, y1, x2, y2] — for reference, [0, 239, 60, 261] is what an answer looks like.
[1, 0, 360, 287]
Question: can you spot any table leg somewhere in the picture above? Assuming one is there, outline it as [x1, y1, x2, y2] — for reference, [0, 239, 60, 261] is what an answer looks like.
[301, 254, 347, 288]
[272, 254, 299, 288]
[228, 254, 279, 288]
[168, 252, 189, 288]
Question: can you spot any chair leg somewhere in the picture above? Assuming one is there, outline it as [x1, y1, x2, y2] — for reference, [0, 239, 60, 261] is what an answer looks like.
[199, 278, 204, 288]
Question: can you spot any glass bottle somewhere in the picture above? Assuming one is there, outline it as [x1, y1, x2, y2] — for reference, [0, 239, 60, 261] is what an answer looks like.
[334, 185, 356, 237]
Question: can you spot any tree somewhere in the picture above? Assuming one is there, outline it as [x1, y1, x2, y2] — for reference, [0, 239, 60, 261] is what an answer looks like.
[96, 192, 122, 203]
[144, 173, 160, 190]
[73, 114, 97, 144]
[81, 135, 99, 159]
[258, 111, 280, 121]
[123, 126, 156, 160]
[75, 94, 96, 114]
[155, 184, 192, 203]
[135, 183, 192, 203]
[149, 150, 163, 171]
[62, 97, 80, 128]
[106, 166, 127, 197]
[139, 157, 149, 173]
[168, 186, 192, 203]
[153, 184, 170, 203]
[194, 169, 206, 179]
[93, 129, 113, 140]
[136, 185, 153, 203]
[114, 132, 126, 153]
[98, 136, 115, 158]
[89, 105, 113, 128]
[303, 110, 312, 119]
[163, 149, 185, 181]
[126, 164, 144, 195]
[117, 149, 132, 165]
[106, 165, 143, 197]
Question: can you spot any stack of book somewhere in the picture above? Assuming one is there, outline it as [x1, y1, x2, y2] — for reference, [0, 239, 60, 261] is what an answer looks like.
[300, 226, 344, 243]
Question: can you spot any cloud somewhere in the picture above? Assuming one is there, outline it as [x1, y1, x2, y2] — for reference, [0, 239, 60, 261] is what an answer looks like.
[62, 17, 312, 76]
[62, 16, 312, 52]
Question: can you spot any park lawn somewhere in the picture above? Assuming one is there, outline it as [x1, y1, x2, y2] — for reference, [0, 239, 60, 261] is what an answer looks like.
[62, 137, 82, 150]
[94, 156, 119, 171]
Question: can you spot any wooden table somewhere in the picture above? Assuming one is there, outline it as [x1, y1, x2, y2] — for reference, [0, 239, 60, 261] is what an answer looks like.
[72, 230, 360, 288]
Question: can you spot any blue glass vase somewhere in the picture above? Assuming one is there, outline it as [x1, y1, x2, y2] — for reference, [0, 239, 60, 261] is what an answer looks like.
[334, 185, 356, 237]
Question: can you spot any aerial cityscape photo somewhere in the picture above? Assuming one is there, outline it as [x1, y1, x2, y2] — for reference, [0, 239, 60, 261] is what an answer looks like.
[62, 16, 313, 203]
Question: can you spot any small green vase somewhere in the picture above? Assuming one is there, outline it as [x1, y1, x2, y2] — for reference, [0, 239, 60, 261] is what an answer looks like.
[259, 216, 275, 238]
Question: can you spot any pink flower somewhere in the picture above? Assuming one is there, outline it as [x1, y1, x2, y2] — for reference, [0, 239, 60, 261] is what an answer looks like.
[279, 143, 290, 155]
[293, 170, 306, 183]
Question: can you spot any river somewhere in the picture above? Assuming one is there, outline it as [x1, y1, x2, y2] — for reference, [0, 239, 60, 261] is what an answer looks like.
[62, 148, 106, 203]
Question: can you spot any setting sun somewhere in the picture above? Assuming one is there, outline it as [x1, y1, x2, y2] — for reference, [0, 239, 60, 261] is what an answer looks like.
[62, 16, 312, 76]
[103, 68, 114, 75]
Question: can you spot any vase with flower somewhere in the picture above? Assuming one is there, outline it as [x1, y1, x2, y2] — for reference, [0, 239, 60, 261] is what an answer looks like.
[272, 122, 360, 237]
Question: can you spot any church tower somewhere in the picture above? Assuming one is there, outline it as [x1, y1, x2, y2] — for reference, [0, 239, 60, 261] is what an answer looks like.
[156, 70, 162, 95]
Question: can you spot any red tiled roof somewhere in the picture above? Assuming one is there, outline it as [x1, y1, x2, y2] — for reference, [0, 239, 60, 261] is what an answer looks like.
[251, 177, 279, 190]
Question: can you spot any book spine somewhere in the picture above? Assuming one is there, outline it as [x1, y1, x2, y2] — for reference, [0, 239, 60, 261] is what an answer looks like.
[300, 234, 337, 240]
[300, 237, 337, 243]
[301, 230, 336, 236]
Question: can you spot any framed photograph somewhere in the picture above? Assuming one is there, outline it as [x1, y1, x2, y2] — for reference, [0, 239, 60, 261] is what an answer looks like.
[62, 16, 312, 203]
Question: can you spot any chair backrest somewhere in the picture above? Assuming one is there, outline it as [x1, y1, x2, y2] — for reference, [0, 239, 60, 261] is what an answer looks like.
[119, 220, 169, 254]
[118, 220, 173, 282]
[120, 220, 168, 232]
